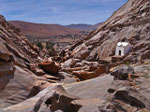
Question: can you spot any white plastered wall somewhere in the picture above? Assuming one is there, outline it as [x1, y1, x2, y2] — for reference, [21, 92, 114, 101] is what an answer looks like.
[115, 46, 125, 56]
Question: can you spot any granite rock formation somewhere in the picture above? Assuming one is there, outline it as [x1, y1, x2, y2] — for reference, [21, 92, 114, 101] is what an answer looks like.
[61, 0, 149, 63]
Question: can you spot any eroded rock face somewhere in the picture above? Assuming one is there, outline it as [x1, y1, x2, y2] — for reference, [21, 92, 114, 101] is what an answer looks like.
[33, 85, 79, 112]
[107, 77, 150, 111]
[0, 66, 37, 107]
[0, 14, 48, 108]
[0, 0, 150, 111]
[61, 0, 149, 63]
[2, 63, 150, 112]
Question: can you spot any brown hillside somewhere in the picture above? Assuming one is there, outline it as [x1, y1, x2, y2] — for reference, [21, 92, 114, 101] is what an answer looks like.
[9, 21, 82, 38]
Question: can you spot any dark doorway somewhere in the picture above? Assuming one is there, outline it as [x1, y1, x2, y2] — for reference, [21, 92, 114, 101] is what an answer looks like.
[119, 50, 121, 56]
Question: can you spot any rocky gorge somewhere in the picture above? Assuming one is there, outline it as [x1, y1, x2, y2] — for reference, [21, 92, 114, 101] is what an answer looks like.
[0, 0, 150, 112]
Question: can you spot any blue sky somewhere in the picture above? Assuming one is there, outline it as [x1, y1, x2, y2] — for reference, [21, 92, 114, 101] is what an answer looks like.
[0, 0, 128, 25]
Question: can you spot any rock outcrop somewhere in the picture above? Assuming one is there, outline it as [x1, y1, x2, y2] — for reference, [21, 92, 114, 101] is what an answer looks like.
[0, 14, 80, 109]
[0, 0, 150, 111]
[62, 59, 107, 80]
[0, 14, 56, 108]
[56, 0, 150, 81]
[3, 63, 150, 112]
[33, 85, 79, 112]
[110, 65, 135, 80]
[60, 0, 149, 63]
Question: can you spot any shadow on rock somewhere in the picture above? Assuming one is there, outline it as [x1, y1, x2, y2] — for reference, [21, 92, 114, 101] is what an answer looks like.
[0, 66, 15, 91]
[33, 85, 81, 112]
[115, 90, 146, 108]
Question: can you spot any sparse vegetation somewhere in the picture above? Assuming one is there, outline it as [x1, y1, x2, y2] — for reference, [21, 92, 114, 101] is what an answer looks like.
[46, 41, 54, 50]
[36, 42, 43, 50]
[45, 41, 57, 56]
[122, 61, 131, 66]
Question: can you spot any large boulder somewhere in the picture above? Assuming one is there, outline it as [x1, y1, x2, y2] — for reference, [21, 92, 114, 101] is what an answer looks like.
[0, 51, 15, 77]
[0, 65, 38, 108]
[1, 76, 114, 112]
[2, 84, 107, 112]
[39, 58, 61, 74]
[107, 76, 150, 111]
[110, 65, 135, 80]
[33, 85, 79, 112]
[1, 85, 62, 112]
[113, 87, 150, 109]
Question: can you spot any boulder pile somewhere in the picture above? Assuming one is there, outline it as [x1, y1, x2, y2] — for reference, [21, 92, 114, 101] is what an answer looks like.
[62, 58, 107, 80]
[3, 63, 150, 112]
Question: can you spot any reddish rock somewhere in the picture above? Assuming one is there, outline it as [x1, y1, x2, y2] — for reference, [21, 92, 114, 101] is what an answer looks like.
[72, 64, 107, 80]
[39, 59, 61, 74]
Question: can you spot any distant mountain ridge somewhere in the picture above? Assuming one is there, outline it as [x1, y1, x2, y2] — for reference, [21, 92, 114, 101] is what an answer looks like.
[9, 21, 82, 39]
[66, 23, 103, 31]
[9, 21, 103, 40]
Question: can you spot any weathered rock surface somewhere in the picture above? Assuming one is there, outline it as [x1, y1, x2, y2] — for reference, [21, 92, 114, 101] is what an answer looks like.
[39, 58, 61, 74]
[33, 85, 79, 112]
[0, 0, 150, 111]
[0, 66, 37, 108]
[0, 14, 55, 109]
[1, 85, 61, 112]
[3, 63, 150, 112]
[62, 59, 107, 80]
[58, 72, 79, 84]
[110, 65, 135, 80]
[2, 76, 113, 112]
[60, 0, 149, 63]
[72, 64, 107, 80]
[64, 64, 150, 111]
[64, 75, 114, 99]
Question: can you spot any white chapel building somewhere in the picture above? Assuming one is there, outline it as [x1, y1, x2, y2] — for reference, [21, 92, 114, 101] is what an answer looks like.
[115, 42, 132, 56]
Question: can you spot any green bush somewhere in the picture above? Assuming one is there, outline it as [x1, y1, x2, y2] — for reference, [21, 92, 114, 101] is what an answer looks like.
[36, 42, 43, 49]
[46, 41, 54, 50]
